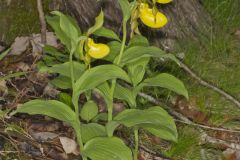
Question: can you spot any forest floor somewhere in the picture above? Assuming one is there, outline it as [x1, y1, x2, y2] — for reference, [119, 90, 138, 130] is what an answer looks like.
[1, 0, 240, 160]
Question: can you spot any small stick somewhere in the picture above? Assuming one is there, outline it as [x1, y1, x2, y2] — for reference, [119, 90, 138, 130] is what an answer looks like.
[178, 60, 240, 109]
[37, 0, 47, 45]
[175, 119, 240, 134]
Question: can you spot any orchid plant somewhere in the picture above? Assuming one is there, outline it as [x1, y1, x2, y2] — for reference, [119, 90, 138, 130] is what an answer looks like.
[12, 0, 188, 160]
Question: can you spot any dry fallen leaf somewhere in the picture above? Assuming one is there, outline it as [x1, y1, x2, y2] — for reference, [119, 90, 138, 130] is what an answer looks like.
[59, 137, 80, 155]
[223, 148, 240, 160]
[0, 80, 8, 97]
[43, 84, 60, 98]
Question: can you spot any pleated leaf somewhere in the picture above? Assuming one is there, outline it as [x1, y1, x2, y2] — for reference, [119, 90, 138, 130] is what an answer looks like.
[13, 100, 76, 126]
[137, 73, 188, 99]
[73, 65, 131, 105]
[114, 106, 178, 142]
[83, 137, 132, 160]
[119, 46, 179, 66]
[81, 123, 107, 143]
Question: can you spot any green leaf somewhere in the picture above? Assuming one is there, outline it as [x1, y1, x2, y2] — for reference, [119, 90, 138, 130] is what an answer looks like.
[103, 41, 121, 62]
[40, 55, 57, 66]
[92, 113, 108, 122]
[66, 15, 82, 35]
[73, 65, 131, 106]
[118, 0, 131, 22]
[83, 137, 132, 160]
[106, 121, 120, 137]
[13, 100, 76, 126]
[81, 123, 106, 143]
[119, 46, 179, 66]
[87, 10, 104, 36]
[59, 92, 73, 109]
[127, 57, 150, 87]
[0, 48, 10, 61]
[0, 72, 27, 81]
[128, 35, 149, 47]
[50, 76, 72, 89]
[80, 101, 99, 122]
[51, 11, 80, 47]
[114, 107, 178, 142]
[93, 27, 120, 41]
[94, 82, 112, 111]
[44, 45, 68, 60]
[39, 61, 86, 80]
[114, 84, 136, 108]
[137, 73, 188, 99]
[46, 15, 71, 51]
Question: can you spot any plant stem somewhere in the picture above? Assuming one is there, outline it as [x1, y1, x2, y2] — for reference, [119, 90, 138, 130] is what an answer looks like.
[108, 21, 127, 122]
[69, 51, 85, 159]
[134, 129, 139, 160]
[116, 21, 127, 65]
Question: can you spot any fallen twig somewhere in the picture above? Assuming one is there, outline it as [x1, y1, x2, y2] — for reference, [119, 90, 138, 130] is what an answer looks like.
[178, 60, 240, 109]
[175, 119, 240, 134]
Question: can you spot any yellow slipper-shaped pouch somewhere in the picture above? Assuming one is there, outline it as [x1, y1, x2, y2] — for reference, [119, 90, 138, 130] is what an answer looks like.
[139, 3, 168, 28]
[87, 38, 110, 59]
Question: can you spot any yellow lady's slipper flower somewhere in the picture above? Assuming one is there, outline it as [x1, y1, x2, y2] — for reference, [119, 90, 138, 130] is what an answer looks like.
[87, 38, 110, 59]
[156, 0, 172, 4]
[139, 3, 168, 29]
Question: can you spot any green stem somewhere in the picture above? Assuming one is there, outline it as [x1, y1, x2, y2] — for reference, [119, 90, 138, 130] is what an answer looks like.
[116, 21, 127, 65]
[108, 21, 127, 122]
[69, 50, 85, 159]
[134, 129, 139, 160]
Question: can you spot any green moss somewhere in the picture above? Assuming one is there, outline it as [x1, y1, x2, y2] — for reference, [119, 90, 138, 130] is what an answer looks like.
[0, 0, 50, 44]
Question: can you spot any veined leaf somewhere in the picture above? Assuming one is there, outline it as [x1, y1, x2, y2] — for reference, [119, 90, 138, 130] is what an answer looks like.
[44, 45, 68, 60]
[128, 35, 149, 47]
[0, 48, 10, 61]
[127, 57, 150, 87]
[80, 101, 99, 122]
[12, 100, 76, 126]
[59, 92, 73, 109]
[103, 41, 121, 62]
[50, 76, 72, 89]
[118, 0, 131, 22]
[66, 15, 82, 36]
[46, 15, 71, 51]
[93, 27, 120, 41]
[136, 73, 188, 99]
[39, 61, 86, 80]
[119, 46, 179, 66]
[87, 10, 104, 35]
[51, 11, 80, 47]
[114, 106, 178, 142]
[95, 82, 112, 111]
[114, 84, 136, 108]
[83, 137, 132, 160]
[81, 123, 106, 143]
[72, 65, 131, 106]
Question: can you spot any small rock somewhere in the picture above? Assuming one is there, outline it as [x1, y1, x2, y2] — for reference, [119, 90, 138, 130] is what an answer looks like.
[9, 36, 30, 56]
[30, 32, 58, 54]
